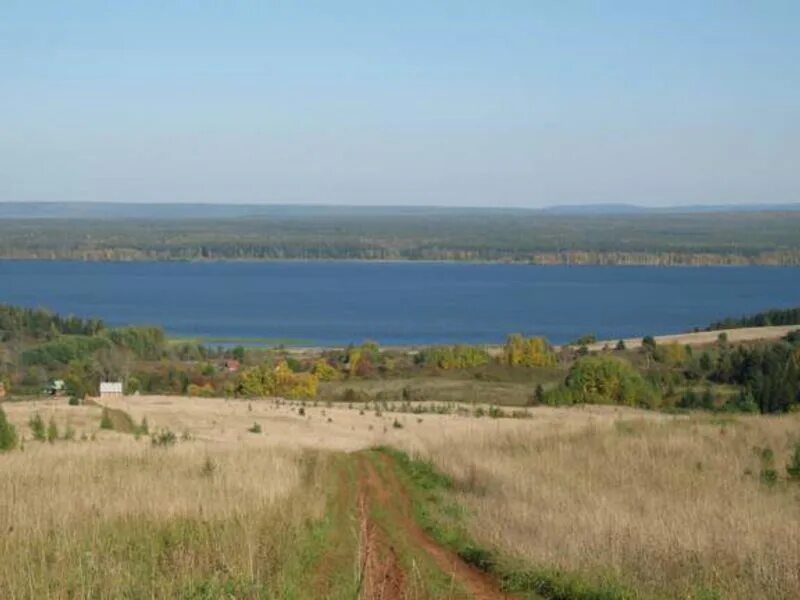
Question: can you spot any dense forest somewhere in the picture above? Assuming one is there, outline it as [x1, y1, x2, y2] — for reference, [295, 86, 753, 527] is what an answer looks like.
[707, 306, 800, 330]
[2, 207, 800, 265]
[1, 304, 798, 415]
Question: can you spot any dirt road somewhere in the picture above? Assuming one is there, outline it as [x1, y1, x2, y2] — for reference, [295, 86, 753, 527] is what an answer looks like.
[354, 452, 513, 600]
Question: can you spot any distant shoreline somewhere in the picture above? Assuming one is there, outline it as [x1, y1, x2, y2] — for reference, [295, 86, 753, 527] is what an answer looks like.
[2, 255, 800, 267]
[176, 325, 798, 354]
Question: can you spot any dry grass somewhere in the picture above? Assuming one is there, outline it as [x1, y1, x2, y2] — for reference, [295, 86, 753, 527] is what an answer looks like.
[0, 398, 332, 598]
[584, 324, 798, 351]
[401, 412, 800, 598]
[4, 394, 799, 598]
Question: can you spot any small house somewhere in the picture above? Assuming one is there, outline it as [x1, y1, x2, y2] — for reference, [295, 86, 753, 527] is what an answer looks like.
[223, 359, 241, 373]
[46, 379, 66, 396]
[99, 381, 123, 398]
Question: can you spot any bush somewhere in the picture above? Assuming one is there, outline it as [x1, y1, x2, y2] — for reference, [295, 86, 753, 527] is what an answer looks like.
[756, 447, 778, 486]
[571, 334, 597, 346]
[151, 429, 177, 448]
[488, 406, 506, 418]
[392, 419, 403, 429]
[99, 408, 114, 430]
[248, 422, 262, 434]
[68, 396, 81, 406]
[417, 344, 489, 370]
[0, 406, 18, 451]
[46, 418, 59, 443]
[29, 413, 46, 441]
[723, 390, 759, 414]
[562, 356, 658, 407]
[787, 442, 800, 481]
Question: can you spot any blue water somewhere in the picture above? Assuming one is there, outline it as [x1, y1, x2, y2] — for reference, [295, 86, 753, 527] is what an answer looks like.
[1, 261, 799, 346]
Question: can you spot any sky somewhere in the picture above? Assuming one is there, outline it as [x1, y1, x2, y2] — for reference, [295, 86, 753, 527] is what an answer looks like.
[1, 1, 798, 208]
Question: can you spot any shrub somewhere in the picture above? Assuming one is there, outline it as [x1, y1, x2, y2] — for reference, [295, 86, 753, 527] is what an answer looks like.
[139, 417, 149, 435]
[392, 418, 403, 429]
[99, 408, 114, 430]
[151, 429, 177, 448]
[248, 422, 262, 434]
[787, 442, 800, 481]
[298, 406, 305, 416]
[528, 384, 545, 406]
[417, 344, 489, 370]
[68, 396, 81, 406]
[62, 425, 76, 441]
[642, 335, 657, 353]
[46, 417, 59, 443]
[571, 333, 597, 346]
[311, 358, 340, 380]
[238, 361, 319, 398]
[201, 455, 217, 477]
[756, 447, 778, 486]
[0, 406, 18, 451]
[654, 342, 688, 366]
[562, 356, 658, 407]
[29, 413, 46, 441]
[616, 339, 626, 351]
[488, 406, 506, 418]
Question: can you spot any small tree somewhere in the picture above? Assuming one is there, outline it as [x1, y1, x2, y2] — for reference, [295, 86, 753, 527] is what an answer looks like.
[0, 406, 18, 451]
[616, 340, 626, 351]
[532, 384, 545, 406]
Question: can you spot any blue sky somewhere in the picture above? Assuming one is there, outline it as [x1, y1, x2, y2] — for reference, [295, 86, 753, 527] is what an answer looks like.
[1, 1, 798, 207]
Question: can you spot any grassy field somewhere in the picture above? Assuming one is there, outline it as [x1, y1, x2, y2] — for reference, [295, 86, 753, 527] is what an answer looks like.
[397, 413, 800, 599]
[0, 401, 335, 598]
[1, 396, 799, 598]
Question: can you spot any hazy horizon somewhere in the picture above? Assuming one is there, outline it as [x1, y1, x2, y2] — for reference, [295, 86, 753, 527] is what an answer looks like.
[2, 3, 798, 208]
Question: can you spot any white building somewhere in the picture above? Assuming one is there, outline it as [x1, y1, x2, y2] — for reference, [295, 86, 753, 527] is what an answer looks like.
[99, 381, 123, 398]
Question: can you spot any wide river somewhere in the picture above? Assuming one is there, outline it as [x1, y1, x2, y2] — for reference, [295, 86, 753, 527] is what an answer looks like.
[2, 261, 799, 346]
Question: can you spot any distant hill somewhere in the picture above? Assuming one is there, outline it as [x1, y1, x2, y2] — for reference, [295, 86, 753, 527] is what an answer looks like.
[1, 201, 800, 266]
[0, 202, 528, 220]
[538, 203, 800, 216]
[0, 201, 798, 220]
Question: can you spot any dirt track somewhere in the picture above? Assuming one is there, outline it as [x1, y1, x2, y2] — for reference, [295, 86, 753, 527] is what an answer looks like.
[355, 452, 512, 600]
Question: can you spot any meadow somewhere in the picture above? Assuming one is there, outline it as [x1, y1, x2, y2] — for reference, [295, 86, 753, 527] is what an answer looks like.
[2, 395, 799, 599]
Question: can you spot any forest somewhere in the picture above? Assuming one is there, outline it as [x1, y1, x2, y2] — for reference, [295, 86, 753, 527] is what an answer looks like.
[2, 207, 800, 265]
[1, 304, 798, 415]
[707, 306, 800, 330]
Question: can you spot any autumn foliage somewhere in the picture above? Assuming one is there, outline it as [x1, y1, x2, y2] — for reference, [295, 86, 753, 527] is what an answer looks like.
[503, 334, 557, 367]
